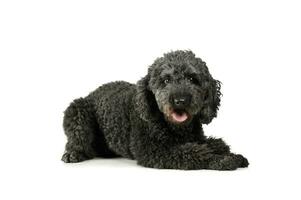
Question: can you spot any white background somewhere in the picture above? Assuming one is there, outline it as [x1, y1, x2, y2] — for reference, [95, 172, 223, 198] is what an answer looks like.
[0, 0, 300, 199]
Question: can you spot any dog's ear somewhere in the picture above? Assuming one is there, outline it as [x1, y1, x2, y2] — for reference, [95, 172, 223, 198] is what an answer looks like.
[200, 78, 222, 124]
[135, 75, 158, 121]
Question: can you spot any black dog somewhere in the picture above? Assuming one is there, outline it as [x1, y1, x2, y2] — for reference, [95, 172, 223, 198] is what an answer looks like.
[62, 50, 249, 170]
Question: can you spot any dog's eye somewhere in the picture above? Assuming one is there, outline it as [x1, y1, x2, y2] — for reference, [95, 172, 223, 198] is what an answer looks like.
[186, 76, 197, 84]
[164, 78, 170, 84]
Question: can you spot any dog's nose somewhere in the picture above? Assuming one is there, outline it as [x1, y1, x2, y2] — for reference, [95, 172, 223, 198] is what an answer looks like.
[172, 95, 191, 108]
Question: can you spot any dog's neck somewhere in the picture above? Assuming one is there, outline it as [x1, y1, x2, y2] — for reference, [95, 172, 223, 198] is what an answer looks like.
[167, 117, 203, 138]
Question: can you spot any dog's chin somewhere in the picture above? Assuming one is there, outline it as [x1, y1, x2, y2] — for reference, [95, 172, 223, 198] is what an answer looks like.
[164, 108, 192, 125]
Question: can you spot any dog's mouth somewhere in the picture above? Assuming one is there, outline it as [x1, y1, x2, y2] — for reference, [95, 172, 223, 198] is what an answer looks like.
[171, 109, 188, 123]
[165, 108, 191, 124]
[162, 105, 193, 124]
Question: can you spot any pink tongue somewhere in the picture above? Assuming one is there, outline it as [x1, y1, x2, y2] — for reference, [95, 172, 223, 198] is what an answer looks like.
[171, 112, 188, 122]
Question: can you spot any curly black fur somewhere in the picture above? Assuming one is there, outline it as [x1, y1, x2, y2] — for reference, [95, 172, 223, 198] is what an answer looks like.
[62, 50, 249, 170]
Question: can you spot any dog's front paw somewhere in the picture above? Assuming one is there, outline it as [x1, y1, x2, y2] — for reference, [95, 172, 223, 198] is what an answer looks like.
[208, 155, 240, 170]
[231, 154, 249, 168]
[61, 151, 89, 163]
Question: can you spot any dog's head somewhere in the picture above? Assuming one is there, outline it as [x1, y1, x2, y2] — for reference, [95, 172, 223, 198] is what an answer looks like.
[135, 50, 221, 126]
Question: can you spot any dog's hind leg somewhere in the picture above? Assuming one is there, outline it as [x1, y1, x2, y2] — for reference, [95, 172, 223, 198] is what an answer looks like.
[61, 98, 98, 163]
